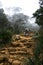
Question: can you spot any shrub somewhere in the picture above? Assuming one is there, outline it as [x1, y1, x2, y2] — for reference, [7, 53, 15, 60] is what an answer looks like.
[0, 30, 13, 44]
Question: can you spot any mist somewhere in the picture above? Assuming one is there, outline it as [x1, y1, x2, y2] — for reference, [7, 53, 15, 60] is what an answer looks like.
[0, 0, 40, 31]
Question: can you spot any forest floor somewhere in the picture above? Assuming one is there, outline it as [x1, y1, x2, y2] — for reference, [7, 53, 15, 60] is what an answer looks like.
[0, 33, 35, 65]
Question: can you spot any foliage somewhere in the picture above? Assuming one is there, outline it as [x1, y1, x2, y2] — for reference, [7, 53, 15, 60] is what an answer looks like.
[33, 7, 43, 26]
[13, 19, 25, 34]
[0, 8, 13, 46]
[11, 13, 29, 34]
[0, 30, 12, 44]
[0, 8, 13, 32]
[32, 0, 43, 65]
[33, 0, 43, 26]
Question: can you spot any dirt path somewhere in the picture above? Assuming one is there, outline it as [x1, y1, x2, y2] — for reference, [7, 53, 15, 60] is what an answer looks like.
[0, 34, 35, 65]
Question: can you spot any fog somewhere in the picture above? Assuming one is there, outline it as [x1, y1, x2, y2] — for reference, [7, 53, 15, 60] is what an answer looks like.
[0, 0, 39, 17]
[0, 0, 39, 28]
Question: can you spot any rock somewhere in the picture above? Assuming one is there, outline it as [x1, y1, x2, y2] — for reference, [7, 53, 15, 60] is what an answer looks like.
[11, 42, 21, 47]
[20, 39, 27, 42]
[0, 33, 34, 65]
[15, 35, 20, 40]
[0, 63, 3, 65]
[12, 60, 21, 65]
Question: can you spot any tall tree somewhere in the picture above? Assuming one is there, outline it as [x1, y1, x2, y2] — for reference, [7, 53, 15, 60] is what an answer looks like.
[33, 0, 43, 26]
[33, 0, 43, 35]
[11, 13, 29, 34]
[33, 0, 43, 65]
[0, 8, 12, 44]
[0, 8, 12, 32]
[39, 0, 43, 7]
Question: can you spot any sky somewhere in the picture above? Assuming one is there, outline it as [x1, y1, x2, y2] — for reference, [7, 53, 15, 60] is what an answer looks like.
[0, 0, 39, 23]
[0, 0, 39, 16]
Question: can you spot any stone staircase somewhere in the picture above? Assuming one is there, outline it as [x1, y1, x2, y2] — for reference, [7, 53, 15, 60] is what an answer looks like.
[0, 34, 35, 65]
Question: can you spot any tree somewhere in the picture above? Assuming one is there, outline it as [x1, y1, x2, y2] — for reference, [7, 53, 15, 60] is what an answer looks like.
[33, 0, 43, 65]
[33, 0, 43, 38]
[0, 8, 9, 32]
[11, 13, 29, 34]
[39, 0, 43, 7]
[33, 0, 43, 26]
[0, 8, 13, 45]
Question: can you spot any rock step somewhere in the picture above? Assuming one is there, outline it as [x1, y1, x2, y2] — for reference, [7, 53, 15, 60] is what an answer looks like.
[0, 34, 35, 65]
[9, 51, 29, 55]
[12, 60, 21, 65]
[8, 47, 27, 52]
[11, 42, 33, 48]
[0, 47, 31, 55]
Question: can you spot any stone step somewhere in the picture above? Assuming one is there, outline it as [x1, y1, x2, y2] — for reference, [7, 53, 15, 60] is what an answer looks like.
[8, 48, 27, 52]
[12, 60, 21, 65]
[23, 43, 32, 48]
[9, 51, 29, 55]
[11, 42, 22, 47]
[0, 34, 35, 65]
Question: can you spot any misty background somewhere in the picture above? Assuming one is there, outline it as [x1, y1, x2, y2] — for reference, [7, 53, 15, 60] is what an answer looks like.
[0, 0, 40, 32]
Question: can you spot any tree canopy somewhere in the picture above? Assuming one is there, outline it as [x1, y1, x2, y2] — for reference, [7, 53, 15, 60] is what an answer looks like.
[0, 8, 10, 32]
[33, 0, 43, 27]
